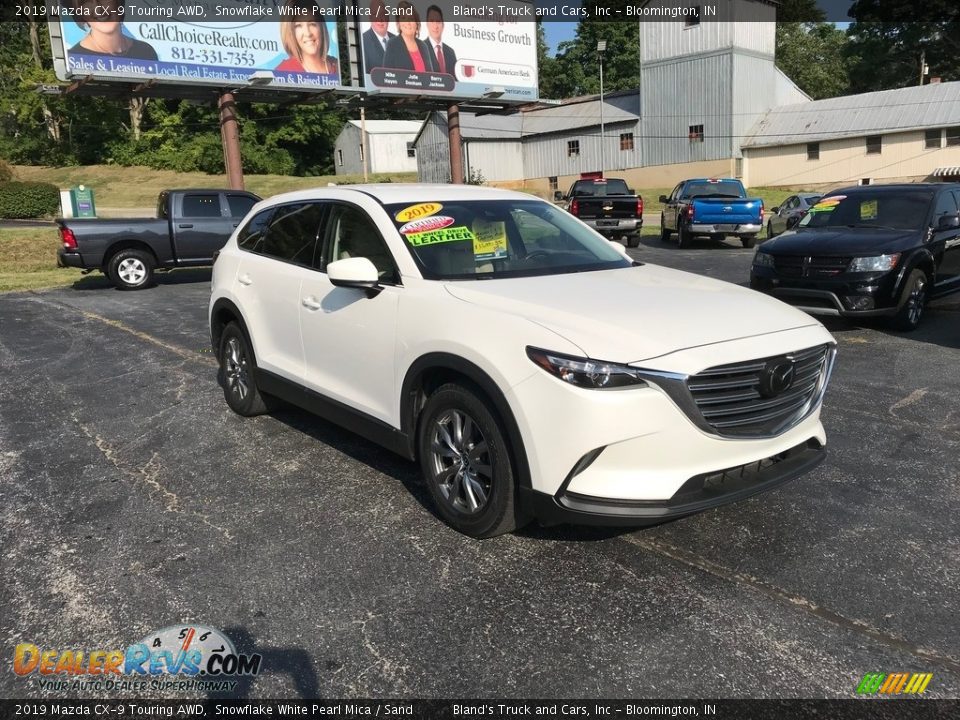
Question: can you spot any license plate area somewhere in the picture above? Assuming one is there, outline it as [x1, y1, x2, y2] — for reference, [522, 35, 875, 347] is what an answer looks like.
[715, 224, 737, 232]
[597, 220, 619, 227]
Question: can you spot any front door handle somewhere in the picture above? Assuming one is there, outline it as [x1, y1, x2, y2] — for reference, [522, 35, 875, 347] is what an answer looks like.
[238, 274, 252, 286]
[178, 223, 194, 229]
[301, 296, 322, 311]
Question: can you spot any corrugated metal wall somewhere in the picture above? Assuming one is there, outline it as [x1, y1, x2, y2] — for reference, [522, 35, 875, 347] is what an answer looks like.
[333, 124, 362, 176]
[641, 52, 734, 167]
[640, 4, 775, 64]
[464, 141, 524, 182]
[521, 120, 642, 180]
[415, 114, 455, 183]
[731, 53, 779, 159]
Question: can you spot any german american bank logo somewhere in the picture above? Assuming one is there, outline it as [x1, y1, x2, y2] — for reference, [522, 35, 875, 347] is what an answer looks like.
[13, 625, 261, 692]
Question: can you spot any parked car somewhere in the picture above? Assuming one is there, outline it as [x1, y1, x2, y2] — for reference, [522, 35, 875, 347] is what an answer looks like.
[556, 177, 643, 248]
[659, 178, 764, 248]
[767, 193, 821, 239]
[751, 184, 960, 331]
[210, 185, 836, 537]
[57, 189, 260, 290]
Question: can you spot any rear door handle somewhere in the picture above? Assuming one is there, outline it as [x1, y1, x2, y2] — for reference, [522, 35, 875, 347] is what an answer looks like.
[232, 223, 239, 228]
[301, 296, 321, 311]
[178, 223, 194, 229]
[238, 274, 253, 286]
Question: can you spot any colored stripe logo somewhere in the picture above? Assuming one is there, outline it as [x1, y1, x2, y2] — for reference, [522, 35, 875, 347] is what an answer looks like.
[857, 672, 932, 695]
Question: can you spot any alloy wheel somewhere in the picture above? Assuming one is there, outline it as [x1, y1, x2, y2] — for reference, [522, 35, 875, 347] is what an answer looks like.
[427, 409, 492, 515]
[907, 277, 926, 326]
[224, 337, 249, 402]
[117, 258, 146, 285]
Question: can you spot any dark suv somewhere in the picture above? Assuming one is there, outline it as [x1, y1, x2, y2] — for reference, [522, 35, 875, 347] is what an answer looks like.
[750, 184, 960, 330]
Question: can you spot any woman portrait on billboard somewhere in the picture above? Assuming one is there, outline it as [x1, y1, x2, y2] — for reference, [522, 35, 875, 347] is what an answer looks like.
[277, 0, 340, 77]
[382, 1, 433, 73]
[66, 0, 157, 61]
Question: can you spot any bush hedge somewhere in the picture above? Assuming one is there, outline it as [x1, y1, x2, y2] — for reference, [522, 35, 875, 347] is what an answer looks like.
[0, 181, 61, 219]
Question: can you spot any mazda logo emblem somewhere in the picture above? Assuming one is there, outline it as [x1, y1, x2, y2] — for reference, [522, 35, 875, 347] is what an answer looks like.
[759, 360, 795, 398]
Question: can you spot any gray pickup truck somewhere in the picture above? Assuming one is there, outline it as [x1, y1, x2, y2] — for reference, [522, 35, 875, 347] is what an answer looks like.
[555, 177, 643, 248]
[57, 189, 260, 289]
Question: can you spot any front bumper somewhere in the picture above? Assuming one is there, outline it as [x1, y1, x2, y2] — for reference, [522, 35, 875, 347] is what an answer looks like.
[507, 326, 835, 527]
[750, 273, 900, 317]
[523, 439, 825, 526]
[689, 223, 761, 236]
[583, 218, 642, 234]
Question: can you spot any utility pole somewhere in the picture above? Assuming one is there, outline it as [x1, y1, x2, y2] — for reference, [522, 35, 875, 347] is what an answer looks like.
[597, 40, 607, 177]
[219, 91, 244, 191]
[448, 103, 463, 184]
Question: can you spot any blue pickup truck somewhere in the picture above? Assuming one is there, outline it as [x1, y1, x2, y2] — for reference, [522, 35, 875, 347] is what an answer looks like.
[659, 178, 764, 248]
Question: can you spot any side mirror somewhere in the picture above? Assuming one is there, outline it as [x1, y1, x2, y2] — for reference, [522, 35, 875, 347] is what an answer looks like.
[937, 214, 960, 230]
[627, 188, 636, 195]
[771, 206, 780, 213]
[553, 191, 564, 202]
[327, 257, 382, 297]
[658, 195, 669, 203]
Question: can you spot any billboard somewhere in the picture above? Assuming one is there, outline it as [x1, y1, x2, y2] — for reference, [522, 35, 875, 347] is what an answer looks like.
[358, 0, 538, 102]
[52, 0, 344, 90]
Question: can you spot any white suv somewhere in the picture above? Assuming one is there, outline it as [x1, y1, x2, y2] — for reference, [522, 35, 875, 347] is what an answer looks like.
[210, 185, 836, 537]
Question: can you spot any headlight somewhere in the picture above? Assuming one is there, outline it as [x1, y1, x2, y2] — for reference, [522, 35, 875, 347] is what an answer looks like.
[753, 250, 775, 268]
[848, 253, 900, 272]
[526, 347, 648, 389]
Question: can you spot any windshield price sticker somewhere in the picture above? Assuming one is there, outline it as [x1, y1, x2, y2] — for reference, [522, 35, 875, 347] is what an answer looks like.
[472, 218, 509, 260]
[399, 215, 455, 235]
[860, 199, 878, 220]
[406, 226, 476, 246]
[395, 203, 443, 223]
[810, 196, 845, 213]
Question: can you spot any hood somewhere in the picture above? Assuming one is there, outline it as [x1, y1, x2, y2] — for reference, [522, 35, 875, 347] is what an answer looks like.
[764, 227, 918, 255]
[444, 265, 818, 364]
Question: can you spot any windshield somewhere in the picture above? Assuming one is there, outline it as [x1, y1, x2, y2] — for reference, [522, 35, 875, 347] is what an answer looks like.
[798, 191, 933, 230]
[385, 200, 632, 280]
[571, 179, 631, 196]
[681, 180, 745, 200]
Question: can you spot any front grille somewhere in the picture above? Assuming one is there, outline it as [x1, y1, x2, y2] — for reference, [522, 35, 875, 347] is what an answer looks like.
[774, 256, 852, 278]
[686, 344, 832, 438]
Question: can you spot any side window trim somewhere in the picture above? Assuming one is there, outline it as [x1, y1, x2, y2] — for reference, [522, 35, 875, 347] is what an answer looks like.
[321, 201, 402, 286]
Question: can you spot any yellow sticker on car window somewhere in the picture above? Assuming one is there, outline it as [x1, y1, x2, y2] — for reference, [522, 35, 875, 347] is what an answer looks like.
[472, 218, 509, 260]
[395, 202, 442, 223]
[809, 196, 844, 213]
[860, 199, 878, 220]
[405, 225, 475, 246]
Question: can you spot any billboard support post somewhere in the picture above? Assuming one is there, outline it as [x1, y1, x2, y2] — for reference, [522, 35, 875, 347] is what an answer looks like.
[219, 91, 244, 191]
[448, 104, 463, 184]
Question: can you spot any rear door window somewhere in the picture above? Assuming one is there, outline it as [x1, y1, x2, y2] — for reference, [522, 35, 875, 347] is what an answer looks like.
[237, 209, 274, 252]
[227, 194, 257, 219]
[182, 194, 223, 218]
[260, 203, 326, 266]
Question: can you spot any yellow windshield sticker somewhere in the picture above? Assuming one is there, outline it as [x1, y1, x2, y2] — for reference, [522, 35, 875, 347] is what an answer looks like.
[860, 199, 878, 220]
[809, 196, 844, 213]
[406, 225, 475, 246]
[472, 218, 509, 260]
[395, 202, 442, 223]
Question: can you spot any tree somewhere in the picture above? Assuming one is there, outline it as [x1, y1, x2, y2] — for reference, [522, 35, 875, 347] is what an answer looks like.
[845, 0, 960, 93]
[548, 6, 640, 98]
[776, 23, 851, 99]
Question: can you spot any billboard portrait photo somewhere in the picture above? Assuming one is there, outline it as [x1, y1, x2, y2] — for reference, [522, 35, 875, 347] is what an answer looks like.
[358, 0, 538, 102]
[54, 0, 343, 90]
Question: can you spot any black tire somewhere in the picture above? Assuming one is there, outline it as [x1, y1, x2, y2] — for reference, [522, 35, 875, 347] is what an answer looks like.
[890, 269, 928, 332]
[625, 234, 641, 248]
[676, 224, 688, 249]
[107, 248, 154, 290]
[659, 219, 671, 243]
[218, 322, 271, 416]
[767, 220, 776, 239]
[740, 235, 757, 249]
[418, 383, 521, 538]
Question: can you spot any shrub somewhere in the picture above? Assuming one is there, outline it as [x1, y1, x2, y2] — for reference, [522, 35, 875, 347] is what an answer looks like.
[0, 159, 13, 183]
[0, 181, 61, 219]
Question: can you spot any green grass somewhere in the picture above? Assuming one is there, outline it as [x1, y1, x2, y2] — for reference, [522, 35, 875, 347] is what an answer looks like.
[0, 227, 90, 293]
[13, 165, 418, 210]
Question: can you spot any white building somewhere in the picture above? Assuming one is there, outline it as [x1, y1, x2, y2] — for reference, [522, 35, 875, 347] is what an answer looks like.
[333, 120, 422, 177]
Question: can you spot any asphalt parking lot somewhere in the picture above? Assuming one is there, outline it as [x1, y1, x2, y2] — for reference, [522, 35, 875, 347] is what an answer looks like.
[1, 233, 958, 699]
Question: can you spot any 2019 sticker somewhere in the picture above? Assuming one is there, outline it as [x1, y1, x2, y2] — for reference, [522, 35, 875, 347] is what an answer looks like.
[395, 202, 442, 223]
[405, 225, 476, 247]
[399, 215, 455, 235]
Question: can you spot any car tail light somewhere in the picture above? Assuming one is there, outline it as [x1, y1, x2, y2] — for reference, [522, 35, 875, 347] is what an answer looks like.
[636, 197, 643, 216]
[685, 204, 694, 221]
[60, 226, 78, 250]
[758, 202, 764, 220]
[570, 199, 579, 216]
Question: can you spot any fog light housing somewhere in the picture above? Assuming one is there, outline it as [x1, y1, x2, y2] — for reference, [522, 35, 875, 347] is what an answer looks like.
[846, 296, 875, 311]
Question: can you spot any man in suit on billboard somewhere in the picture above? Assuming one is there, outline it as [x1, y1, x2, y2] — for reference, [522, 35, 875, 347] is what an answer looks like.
[362, 0, 394, 71]
[425, 5, 456, 76]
